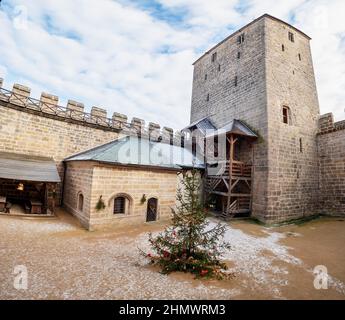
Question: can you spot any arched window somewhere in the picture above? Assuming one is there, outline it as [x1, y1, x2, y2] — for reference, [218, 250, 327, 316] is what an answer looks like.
[113, 194, 132, 215]
[282, 106, 291, 124]
[78, 193, 84, 212]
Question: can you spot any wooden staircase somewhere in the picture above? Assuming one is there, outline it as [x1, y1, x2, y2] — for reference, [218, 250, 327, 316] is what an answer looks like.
[205, 134, 253, 220]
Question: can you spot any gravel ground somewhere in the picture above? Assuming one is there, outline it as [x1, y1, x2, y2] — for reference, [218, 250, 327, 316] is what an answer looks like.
[0, 210, 344, 299]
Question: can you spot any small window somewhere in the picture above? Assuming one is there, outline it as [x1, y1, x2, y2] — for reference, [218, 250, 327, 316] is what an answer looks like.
[211, 52, 217, 62]
[234, 76, 238, 87]
[282, 44, 285, 52]
[192, 136, 197, 156]
[114, 197, 126, 214]
[204, 74, 207, 80]
[214, 136, 219, 157]
[282, 106, 290, 124]
[78, 193, 84, 212]
[237, 52, 241, 59]
[288, 32, 294, 42]
[299, 138, 303, 153]
[218, 64, 221, 71]
[206, 93, 210, 101]
[237, 33, 245, 44]
[298, 53, 301, 61]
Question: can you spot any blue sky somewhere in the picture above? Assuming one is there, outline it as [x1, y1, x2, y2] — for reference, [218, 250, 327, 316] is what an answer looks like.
[0, 0, 344, 129]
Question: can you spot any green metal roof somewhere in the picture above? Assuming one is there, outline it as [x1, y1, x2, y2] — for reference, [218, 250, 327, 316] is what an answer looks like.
[64, 136, 204, 170]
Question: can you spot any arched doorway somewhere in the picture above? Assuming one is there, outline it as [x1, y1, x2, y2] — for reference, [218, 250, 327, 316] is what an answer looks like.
[146, 198, 158, 222]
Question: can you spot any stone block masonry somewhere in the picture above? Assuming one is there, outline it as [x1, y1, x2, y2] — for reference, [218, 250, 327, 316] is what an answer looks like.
[64, 161, 178, 230]
[0, 79, 185, 205]
[317, 114, 345, 216]
[189, 14, 340, 223]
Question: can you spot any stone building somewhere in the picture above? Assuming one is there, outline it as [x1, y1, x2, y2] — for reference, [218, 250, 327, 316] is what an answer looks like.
[186, 14, 344, 223]
[0, 14, 344, 228]
[63, 136, 202, 230]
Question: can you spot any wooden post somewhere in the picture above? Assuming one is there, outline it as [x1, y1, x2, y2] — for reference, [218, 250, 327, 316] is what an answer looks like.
[226, 134, 235, 215]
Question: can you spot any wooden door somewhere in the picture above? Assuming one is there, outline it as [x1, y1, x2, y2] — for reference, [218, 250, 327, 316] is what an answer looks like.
[146, 198, 158, 222]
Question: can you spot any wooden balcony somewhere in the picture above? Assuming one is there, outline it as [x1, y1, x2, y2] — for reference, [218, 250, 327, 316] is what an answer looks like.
[207, 160, 252, 178]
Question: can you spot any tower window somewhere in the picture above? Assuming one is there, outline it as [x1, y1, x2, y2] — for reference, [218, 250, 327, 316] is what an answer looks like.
[237, 52, 241, 59]
[288, 32, 294, 42]
[211, 52, 217, 62]
[214, 136, 219, 157]
[298, 53, 301, 61]
[237, 33, 245, 44]
[282, 106, 290, 124]
[282, 44, 285, 52]
[299, 138, 303, 153]
[206, 93, 210, 101]
[234, 76, 238, 87]
[192, 136, 197, 156]
[218, 64, 221, 71]
[205, 74, 207, 80]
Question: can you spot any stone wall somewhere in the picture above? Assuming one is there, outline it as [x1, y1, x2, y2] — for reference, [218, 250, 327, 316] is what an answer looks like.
[0, 80, 182, 204]
[317, 114, 345, 216]
[63, 162, 94, 227]
[64, 161, 178, 230]
[264, 17, 320, 223]
[190, 17, 269, 220]
[190, 15, 322, 223]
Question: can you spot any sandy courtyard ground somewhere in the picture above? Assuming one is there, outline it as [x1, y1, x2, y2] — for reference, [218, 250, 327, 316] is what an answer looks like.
[0, 209, 344, 300]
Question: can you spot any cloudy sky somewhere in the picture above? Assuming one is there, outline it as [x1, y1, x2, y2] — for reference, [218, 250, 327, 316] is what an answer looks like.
[0, 0, 344, 130]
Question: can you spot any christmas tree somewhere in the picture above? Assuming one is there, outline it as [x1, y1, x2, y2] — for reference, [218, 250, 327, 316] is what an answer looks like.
[142, 169, 232, 279]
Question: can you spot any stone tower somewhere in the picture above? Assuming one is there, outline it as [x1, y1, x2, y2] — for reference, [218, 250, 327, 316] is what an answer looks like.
[190, 14, 320, 223]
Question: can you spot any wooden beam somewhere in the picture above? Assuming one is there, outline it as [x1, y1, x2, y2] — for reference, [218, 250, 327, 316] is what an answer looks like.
[209, 191, 228, 196]
[230, 179, 240, 191]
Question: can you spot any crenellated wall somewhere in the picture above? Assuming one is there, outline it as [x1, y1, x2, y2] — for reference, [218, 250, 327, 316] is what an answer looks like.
[0, 78, 185, 204]
[317, 113, 345, 216]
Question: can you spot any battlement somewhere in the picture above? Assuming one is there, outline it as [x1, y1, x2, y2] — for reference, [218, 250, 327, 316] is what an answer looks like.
[318, 113, 345, 135]
[0, 78, 185, 146]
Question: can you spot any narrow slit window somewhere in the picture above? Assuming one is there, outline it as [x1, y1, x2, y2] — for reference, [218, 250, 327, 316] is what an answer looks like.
[205, 73, 207, 80]
[234, 76, 238, 87]
[298, 53, 301, 61]
[214, 136, 219, 158]
[282, 44, 285, 51]
[206, 93, 210, 101]
[211, 52, 217, 62]
[237, 52, 241, 59]
[218, 64, 221, 71]
[299, 138, 303, 153]
[288, 32, 294, 42]
[192, 136, 197, 156]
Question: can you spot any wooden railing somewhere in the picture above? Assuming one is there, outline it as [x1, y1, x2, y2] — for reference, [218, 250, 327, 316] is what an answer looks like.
[231, 161, 252, 177]
[207, 160, 252, 178]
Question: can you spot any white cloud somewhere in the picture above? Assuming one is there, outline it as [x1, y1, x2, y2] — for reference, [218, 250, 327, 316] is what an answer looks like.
[0, 0, 344, 131]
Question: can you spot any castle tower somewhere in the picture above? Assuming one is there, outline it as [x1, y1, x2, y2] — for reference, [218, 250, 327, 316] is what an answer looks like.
[189, 14, 320, 223]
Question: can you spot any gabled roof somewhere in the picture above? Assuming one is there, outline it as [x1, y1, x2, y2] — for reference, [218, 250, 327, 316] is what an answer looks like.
[0, 152, 60, 182]
[182, 117, 217, 134]
[205, 119, 258, 139]
[64, 136, 204, 170]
